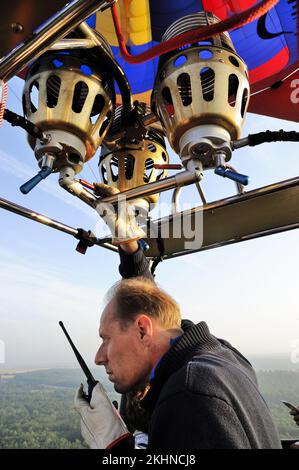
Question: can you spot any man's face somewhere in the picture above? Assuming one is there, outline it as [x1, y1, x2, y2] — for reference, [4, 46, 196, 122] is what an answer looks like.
[94, 299, 152, 393]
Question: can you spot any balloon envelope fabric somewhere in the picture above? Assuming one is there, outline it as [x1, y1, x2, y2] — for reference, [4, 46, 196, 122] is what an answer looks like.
[93, 0, 299, 122]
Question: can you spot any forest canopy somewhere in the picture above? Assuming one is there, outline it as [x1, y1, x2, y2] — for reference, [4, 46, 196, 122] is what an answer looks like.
[0, 368, 298, 448]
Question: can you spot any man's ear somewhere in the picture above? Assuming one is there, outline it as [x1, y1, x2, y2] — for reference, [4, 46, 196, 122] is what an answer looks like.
[136, 315, 153, 341]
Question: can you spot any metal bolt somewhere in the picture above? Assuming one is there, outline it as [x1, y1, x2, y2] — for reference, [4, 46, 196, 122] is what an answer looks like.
[214, 152, 226, 167]
[40, 133, 51, 145]
[11, 23, 24, 34]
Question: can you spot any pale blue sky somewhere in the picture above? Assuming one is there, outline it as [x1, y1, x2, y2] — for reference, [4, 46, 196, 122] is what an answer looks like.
[1, 76, 299, 371]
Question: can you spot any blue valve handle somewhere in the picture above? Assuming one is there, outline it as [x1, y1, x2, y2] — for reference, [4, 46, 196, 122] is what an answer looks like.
[215, 166, 250, 186]
[20, 166, 53, 194]
[138, 239, 150, 252]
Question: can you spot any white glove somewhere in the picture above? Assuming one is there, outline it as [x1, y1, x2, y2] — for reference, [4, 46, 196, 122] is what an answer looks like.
[94, 183, 148, 245]
[74, 383, 132, 449]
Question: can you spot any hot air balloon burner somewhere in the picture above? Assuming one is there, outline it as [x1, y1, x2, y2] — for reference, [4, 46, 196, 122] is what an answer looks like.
[152, 11, 250, 173]
[99, 106, 169, 208]
[22, 43, 115, 175]
[101, 107, 169, 207]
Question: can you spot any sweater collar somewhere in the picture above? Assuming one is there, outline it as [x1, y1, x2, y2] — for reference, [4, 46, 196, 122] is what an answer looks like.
[149, 336, 180, 381]
[141, 321, 220, 412]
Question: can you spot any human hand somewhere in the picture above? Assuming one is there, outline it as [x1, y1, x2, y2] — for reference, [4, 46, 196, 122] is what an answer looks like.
[94, 182, 148, 245]
[74, 382, 132, 448]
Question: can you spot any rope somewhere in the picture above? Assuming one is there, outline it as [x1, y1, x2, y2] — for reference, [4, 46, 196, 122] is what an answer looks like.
[111, 0, 279, 64]
[0, 81, 8, 127]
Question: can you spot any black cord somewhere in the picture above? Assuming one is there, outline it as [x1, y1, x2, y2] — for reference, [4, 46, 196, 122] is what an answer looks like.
[3, 109, 43, 140]
[248, 130, 299, 147]
[150, 222, 165, 277]
[74, 228, 97, 254]
[96, 47, 133, 115]
[79, 28, 132, 115]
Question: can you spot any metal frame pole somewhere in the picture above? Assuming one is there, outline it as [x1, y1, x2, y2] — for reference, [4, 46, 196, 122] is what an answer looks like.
[0, 0, 116, 81]
[0, 196, 117, 251]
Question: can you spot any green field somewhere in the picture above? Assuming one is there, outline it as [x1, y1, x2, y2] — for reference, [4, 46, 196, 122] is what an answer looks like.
[0, 367, 298, 448]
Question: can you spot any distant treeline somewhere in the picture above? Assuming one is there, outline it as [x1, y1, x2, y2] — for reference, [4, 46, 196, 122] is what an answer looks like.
[0, 368, 298, 448]
[256, 370, 299, 440]
[4, 368, 112, 390]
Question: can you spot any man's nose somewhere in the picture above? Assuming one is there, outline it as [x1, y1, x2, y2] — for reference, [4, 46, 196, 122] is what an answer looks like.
[94, 345, 106, 366]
